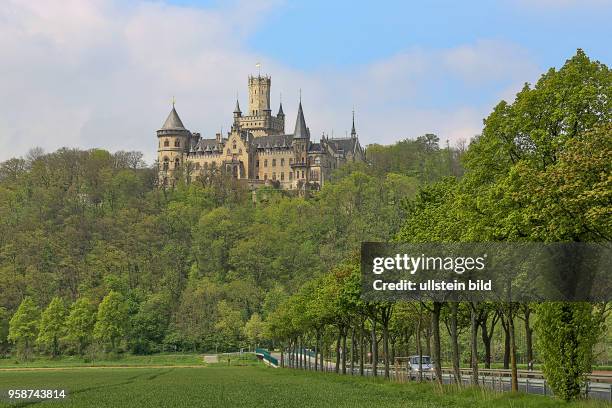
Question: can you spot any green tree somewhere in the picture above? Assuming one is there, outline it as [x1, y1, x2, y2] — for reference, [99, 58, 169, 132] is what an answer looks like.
[0, 307, 9, 355]
[214, 300, 244, 348]
[129, 293, 171, 354]
[8, 297, 40, 359]
[36, 297, 67, 357]
[94, 291, 128, 352]
[244, 313, 266, 349]
[64, 298, 96, 355]
[536, 302, 602, 401]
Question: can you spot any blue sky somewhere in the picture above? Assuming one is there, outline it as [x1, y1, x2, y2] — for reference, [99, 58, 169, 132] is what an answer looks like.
[244, 1, 610, 69]
[0, 0, 610, 162]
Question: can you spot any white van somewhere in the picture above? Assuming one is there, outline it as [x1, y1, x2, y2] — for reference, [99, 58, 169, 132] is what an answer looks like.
[408, 355, 433, 371]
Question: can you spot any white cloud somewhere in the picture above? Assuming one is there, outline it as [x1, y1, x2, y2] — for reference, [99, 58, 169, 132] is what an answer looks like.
[0, 0, 540, 164]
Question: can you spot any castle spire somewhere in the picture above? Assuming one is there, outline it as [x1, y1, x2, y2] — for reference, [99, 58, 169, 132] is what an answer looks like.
[351, 109, 357, 139]
[277, 100, 284, 117]
[161, 104, 185, 130]
[293, 100, 309, 139]
[234, 98, 241, 114]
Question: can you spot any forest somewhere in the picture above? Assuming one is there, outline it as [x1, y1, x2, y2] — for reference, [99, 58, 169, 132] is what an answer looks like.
[0, 50, 610, 401]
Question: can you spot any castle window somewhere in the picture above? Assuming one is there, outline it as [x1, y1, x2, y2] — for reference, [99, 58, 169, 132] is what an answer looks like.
[281, 158, 285, 166]
[264, 174, 267, 180]
[264, 159, 268, 167]
[256, 160, 259, 167]
[195, 163, 201, 170]
[301, 157, 305, 164]
[233, 143, 236, 150]
[175, 140, 180, 147]
[289, 172, 293, 180]
[164, 140, 170, 147]
[315, 157, 321, 165]
[280, 172, 284, 181]
[238, 148, 242, 154]
[272, 159, 276, 167]
[162, 157, 169, 171]
[227, 149, 231, 155]
[289, 158, 293, 164]
[301, 170, 304, 178]
[175, 158, 180, 168]
[256, 175, 259, 179]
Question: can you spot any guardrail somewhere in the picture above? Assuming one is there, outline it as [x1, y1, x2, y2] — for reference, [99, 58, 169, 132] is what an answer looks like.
[281, 353, 612, 402]
[255, 348, 279, 367]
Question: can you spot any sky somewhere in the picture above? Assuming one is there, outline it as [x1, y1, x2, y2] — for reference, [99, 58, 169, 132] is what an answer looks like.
[0, 0, 610, 164]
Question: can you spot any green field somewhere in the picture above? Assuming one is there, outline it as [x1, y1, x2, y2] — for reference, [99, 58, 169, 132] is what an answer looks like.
[1, 364, 610, 408]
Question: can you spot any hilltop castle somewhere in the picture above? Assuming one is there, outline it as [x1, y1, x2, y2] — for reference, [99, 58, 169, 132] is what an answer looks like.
[157, 74, 365, 190]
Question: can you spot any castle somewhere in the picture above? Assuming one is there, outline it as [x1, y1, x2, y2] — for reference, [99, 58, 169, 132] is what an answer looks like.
[157, 74, 365, 190]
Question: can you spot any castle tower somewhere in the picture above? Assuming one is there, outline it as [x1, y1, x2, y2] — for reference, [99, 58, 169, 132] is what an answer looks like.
[157, 104, 191, 185]
[237, 74, 284, 136]
[248, 75, 271, 116]
[351, 110, 357, 139]
[291, 100, 310, 185]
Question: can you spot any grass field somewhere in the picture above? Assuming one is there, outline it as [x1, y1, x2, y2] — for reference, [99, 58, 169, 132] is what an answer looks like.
[1, 364, 610, 408]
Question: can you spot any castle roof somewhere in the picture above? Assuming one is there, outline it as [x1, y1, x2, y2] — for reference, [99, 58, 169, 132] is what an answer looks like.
[194, 138, 225, 153]
[293, 101, 309, 139]
[161, 107, 186, 130]
[308, 143, 322, 152]
[254, 134, 293, 149]
[329, 137, 360, 154]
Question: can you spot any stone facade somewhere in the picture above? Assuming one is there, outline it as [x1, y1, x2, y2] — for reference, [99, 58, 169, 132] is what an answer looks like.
[157, 74, 365, 190]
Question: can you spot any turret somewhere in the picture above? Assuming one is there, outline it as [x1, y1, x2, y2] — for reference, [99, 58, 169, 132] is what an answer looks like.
[157, 104, 191, 184]
[232, 99, 242, 131]
[277, 101, 285, 119]
[233, 99, 242, 118]
[291, 99, 310, 184]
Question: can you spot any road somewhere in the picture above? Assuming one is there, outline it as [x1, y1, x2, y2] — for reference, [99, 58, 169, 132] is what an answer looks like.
[276, 352, 612, 402]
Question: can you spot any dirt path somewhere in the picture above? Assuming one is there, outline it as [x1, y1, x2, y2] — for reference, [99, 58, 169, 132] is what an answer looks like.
[203, 355, 219, 364]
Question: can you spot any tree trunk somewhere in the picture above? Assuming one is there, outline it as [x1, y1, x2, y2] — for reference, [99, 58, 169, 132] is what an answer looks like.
[383, 322, 390, 379]
[524, 306, 534, 365]
[341, 330, 347, 374]
[501, 316, 510, 369]
[480, 320, 492, 369]
[359, 320, 365, 376]
[320, 341, 324, 371]
[509, 310, 518, 392]
[298, 337, 303, 369]
[470, 303, 479, 386]
[371, 320, 378, 377]
[432, 302, 443, 385]
[335, 331, 341, 374]
[450, 302, 461, 384]
[315, 333, 320, 371]
[350, 327, 356, 375]
[416, 308, 423, 382]
[425, 325, 432, 357]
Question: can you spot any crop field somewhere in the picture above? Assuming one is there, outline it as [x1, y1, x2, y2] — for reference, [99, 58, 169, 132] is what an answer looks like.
[1, 365, 610, 408]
